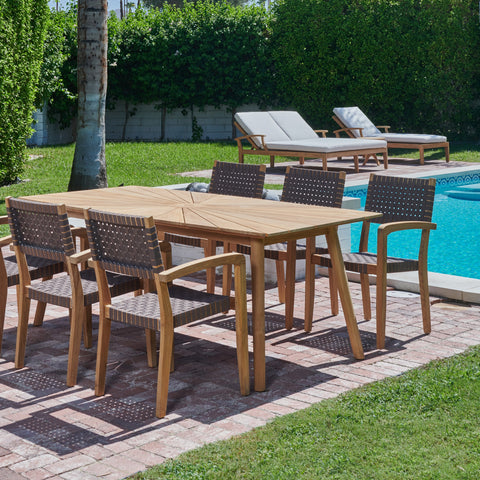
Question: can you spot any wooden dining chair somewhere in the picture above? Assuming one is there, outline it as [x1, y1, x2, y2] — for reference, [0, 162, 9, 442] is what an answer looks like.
[236, 167, 346, 331]
[162, 160, 266, 293]
[0, 216, 66, 356]
[5, 197, 142, 386]
[311, 174, 436, 349]
[84, 208, 250, 418]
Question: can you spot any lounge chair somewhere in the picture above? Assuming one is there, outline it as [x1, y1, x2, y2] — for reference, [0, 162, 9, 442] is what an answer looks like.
[332, 106, 449, 165]
[234, 111, 388, 172]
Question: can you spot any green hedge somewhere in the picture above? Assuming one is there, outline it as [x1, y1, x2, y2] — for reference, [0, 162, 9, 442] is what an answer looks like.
[40, 0, 480, 140]
[0, 0, 48, 184]
[271, 0, 480, 139]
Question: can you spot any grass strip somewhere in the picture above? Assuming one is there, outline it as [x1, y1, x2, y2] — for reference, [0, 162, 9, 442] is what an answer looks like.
[132, 345, 480, 480]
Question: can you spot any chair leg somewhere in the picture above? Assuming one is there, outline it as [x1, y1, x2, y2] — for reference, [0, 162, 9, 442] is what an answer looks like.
[222, 242, 233, 300]
[234, 261, 250, 396]
[15, 287, 31, 369]
[275, 260, 286, 304]
[33, 276, 52, 326]
[33, 301, 47, 327]
[328, 267, 339, 316]
[0, 284, 6, 355]
[95, 316, 112, 396]
[353, 155, 359, 173]
[360, 273, 372, 320]
[445, 144, 450, 163]
[83, 305, 93, 349]
[270, 155, 275, 168]
[156, 322, 174, 419]
[145, 328, 157, 367]
[418, 266, 432, 335]
[67, 303, 85, 387]
[375, 269, 388, 350]
[419, 146, 425, 165]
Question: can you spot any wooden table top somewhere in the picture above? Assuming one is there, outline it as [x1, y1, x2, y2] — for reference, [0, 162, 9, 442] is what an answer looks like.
[23, 186, 381, 243]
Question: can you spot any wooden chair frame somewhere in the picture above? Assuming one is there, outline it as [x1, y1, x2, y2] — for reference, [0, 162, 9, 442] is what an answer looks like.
[332, 115, 450, 165]
[309, 175, 437, 349]
[85, 211, 250, 418]
[234, 121, 388, 172]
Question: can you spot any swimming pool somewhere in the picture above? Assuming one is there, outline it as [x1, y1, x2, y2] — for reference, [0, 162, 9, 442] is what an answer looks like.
[345, 169, 480, 280]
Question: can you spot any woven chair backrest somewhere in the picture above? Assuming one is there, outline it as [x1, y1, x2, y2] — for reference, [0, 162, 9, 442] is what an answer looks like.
[281, 167, 346, 207]
[6, 197, 75, 261]
[365, 174, 436, 224]
[85, 209, 162, 279]
[209, 161, 266, 199]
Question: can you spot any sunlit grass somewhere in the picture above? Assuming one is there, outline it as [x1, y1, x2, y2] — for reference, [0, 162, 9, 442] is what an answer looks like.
[131, 345, 480, 480]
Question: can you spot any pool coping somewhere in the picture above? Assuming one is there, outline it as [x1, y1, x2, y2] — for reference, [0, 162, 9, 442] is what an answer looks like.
[345, 164, 480, 305]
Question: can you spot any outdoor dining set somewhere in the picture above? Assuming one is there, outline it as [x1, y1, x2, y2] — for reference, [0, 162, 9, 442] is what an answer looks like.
[0, 109, 443, 419]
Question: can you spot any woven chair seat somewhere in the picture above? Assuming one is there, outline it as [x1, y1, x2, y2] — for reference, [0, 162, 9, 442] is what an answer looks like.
[27, 268, 141, 308]
[316, 252, 420, 274]
[4, 254, 64, 288]
[107, 285, 231, 330]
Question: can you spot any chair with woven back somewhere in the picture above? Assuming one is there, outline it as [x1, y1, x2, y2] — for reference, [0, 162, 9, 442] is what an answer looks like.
[309, 174, 436, 349]
[83, 208, 250, 418]
[236, 167, 346, 331]
[0, 216, 66, 356]
[5, 197, 142, 386]
[162, 160, 266, 293]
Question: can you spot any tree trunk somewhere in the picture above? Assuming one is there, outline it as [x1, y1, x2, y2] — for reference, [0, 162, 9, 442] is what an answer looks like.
[69, 0, 108, 191]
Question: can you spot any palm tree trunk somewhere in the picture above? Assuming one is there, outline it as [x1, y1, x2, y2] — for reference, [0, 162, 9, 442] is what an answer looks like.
[69, 0, 108, 191]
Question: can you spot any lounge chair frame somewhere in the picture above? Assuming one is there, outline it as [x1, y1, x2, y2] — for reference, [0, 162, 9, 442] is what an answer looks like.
[332, 115, 449, 165]
[234, 121, 388, 172]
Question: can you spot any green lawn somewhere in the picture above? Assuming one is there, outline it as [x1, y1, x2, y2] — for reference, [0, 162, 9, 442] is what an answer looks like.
[131, 345, 480, 480]
[2, 140, 480, 478]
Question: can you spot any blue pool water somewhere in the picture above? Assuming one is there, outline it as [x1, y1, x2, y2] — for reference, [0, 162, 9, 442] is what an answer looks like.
[346, 172, 480, 279]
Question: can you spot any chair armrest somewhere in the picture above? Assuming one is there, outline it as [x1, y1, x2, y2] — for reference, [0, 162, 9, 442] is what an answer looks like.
[314, 129, 328, 138]
[333, 127, 364, 137]
[69, 249, 92, 265]
[0, 235, 12, 247]
[0, 215, 8, 225]
[235, 134, 267, 150]
[378, 221, 437, 237]
[376, 125, 390, 132]
[158, 252, 245, 284]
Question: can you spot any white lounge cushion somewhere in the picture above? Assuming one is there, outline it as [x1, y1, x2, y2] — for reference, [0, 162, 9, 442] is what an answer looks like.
[266, 137, 386, 154]
[268, 111, 319, 141]
[333, 106, 381, 137]
[235, 112, 290, 148]
[380, 133, 447, 144]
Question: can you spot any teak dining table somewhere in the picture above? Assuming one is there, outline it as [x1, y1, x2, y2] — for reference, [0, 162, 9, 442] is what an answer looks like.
[22, 186, 381, 391]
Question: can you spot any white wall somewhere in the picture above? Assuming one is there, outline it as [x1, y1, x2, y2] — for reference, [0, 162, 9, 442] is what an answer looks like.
[28, 102, 258, 146]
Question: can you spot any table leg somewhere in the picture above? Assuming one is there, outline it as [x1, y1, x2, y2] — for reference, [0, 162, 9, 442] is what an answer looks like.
[326, 227, 365, 360]
[304, 236, 316, 332]
[284, 240, 296, 329]
[205, 239, 216, 293]
[250, 239, 266, 391]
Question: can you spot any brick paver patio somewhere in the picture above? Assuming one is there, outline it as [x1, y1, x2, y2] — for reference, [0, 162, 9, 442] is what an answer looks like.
[1, 156, 480, 479]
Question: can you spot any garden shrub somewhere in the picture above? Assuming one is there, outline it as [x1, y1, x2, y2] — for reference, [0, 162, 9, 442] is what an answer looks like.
[0, 0, 49, 184]
[38, 0, 480, 140]
[271, 0, 480, 139]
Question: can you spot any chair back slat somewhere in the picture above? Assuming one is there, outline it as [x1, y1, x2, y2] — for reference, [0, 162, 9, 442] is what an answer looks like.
[281, 167, 346, 207]
[209, 161, 266, 198]
[365, 175, 436, 224]
[6, 197, 75, 261]
[85, 209, 162, 279]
